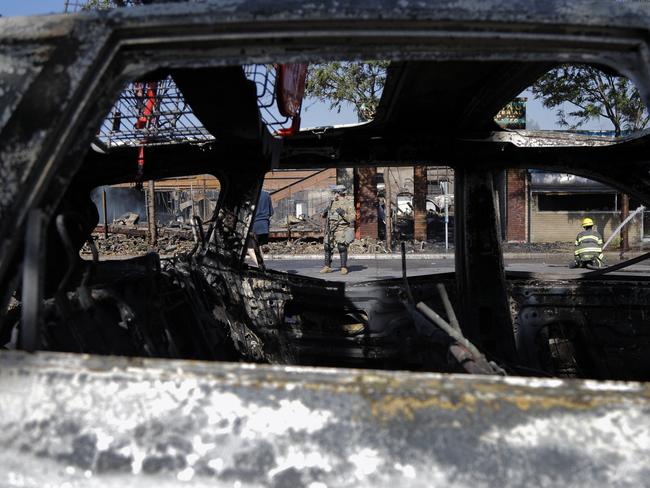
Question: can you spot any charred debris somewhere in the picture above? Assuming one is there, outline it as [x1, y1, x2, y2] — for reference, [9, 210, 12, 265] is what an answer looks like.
[2, 1, 650, 383]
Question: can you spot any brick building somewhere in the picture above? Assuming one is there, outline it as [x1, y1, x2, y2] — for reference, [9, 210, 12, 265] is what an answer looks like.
[505, 169, 529, 242]
[504, 169, 645, 244]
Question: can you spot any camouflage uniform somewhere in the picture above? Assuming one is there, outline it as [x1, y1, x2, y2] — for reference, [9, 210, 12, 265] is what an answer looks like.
[327, 195, 355, 245]
[323, 194, 355, 272]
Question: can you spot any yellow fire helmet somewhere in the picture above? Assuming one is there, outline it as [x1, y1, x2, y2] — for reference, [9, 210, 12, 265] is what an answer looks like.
[582, 217, 594, 227]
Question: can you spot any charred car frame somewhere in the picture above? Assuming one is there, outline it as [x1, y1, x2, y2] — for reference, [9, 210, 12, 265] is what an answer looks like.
[1, 1, 650, 486]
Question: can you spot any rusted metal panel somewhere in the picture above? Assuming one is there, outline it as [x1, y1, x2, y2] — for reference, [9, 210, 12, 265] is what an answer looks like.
[1, 350, 649, 487]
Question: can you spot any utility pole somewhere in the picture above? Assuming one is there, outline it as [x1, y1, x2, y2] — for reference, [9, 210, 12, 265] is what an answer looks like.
[385, 167, 393, 252]
[147, 180, 157, 245]
[202, 177, 208, 220]
[441, 181, 449, 252]
[102, 188, 109, 239]
[413, 165, 428, 241]
[190, 184, 195, 218]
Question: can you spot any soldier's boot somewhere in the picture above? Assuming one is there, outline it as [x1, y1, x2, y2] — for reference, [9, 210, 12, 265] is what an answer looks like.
[321, 244, 333, 273]
[338, 243, 349, 274]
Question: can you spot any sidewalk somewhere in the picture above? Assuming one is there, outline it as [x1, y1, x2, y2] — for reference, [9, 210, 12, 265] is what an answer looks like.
[263, 251, 647, 260]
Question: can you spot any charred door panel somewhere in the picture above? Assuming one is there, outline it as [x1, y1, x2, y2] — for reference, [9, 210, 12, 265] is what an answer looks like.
[511, 279, 650, 380]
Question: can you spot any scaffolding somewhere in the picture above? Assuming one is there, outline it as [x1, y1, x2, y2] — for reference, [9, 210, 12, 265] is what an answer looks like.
[97, 77, 214, 148]
[90, 64, 295, 149]
[92, 67, 293, 149]
[65, 4, 295, 148]
[243, 64, 292, 131]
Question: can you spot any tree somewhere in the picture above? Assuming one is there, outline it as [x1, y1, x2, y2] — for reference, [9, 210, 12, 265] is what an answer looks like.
[80, 0, 135, 9]
[531, 65, 649, 136]
[81, 0, 114, 8]
[305, 61, 389, 121]
[305, 61, 432, 246]
[531, 64, 649, 255]
[306, 62, 392, 243]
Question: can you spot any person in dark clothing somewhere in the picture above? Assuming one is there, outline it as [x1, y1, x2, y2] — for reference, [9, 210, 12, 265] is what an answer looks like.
[247, 190, 273, 267]
[571, 217, 604, 268]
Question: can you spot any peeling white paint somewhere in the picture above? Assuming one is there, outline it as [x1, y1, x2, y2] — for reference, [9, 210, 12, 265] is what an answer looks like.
[177, 467, 194, 482]
[581, 380, 642, 392]
[394, 463, 416, 479]
[191, 435, 215, 456]
[269, 446, 333, 478]
[207, 457, 224, 472]
[243, 399, 332, 438]
[129, 444, 147, 475]
[502, 377, 564, 388]
[202, 393, 333, 439]
[349, 448, 381, 479]
[480, 409, 650, 485]
[94, 431, 113, 451]
[308, 483, 328, 488]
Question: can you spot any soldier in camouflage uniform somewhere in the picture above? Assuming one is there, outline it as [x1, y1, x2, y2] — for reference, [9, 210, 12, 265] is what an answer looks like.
[321, 185, 356, 274]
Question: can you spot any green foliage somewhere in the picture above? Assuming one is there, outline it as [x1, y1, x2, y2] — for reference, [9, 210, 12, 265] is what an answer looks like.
[82, 0, 133, 9]
[305, 61, 389, 121]
[531, 65, 649, 136]
[82, 0, 114, 8]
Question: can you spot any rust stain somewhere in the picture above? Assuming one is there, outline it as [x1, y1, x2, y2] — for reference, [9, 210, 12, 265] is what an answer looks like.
[370, 392, 479, 421]
[367, 391, 619, 422]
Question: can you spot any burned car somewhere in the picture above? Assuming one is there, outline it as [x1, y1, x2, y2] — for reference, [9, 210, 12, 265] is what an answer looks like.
[1, 1, 650, 486]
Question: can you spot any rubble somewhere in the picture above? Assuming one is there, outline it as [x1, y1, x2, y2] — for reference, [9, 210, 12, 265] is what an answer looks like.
[261, 238, 390, 255]
[80, 232, 195, 257]
[82, 234, 640, 258]
[263, 239, 598, 255]
[113, 212, 140, 226]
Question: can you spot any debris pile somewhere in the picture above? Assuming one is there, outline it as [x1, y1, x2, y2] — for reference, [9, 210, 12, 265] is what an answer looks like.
[503, 241, 572, 253]
[264, 238, 444, 255]
[81, 232, 195, 257]
[113, 212, 140, 226]
[80, 234, 642, 259]
[263, 239, 322, 255]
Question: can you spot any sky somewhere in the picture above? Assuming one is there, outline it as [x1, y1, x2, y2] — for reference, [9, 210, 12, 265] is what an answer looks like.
[0, 0, 66, 17]
[1, 1, 616, 132]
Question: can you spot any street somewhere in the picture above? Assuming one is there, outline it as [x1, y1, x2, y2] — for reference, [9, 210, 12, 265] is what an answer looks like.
[264, 255, 650, 282]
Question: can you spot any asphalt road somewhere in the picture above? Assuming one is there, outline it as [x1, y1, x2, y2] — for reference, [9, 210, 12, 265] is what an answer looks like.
[264, 256, 650, 282]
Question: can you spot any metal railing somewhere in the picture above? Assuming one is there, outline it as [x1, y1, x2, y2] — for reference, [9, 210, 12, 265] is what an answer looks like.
[97, 77, 214, 148]
[64, 5, 294, 144]
[92, 67, 292, 149]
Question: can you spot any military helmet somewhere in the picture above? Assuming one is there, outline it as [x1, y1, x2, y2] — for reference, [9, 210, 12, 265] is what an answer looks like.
[582, 217, 594, 227]
[332, 184, 347, 195]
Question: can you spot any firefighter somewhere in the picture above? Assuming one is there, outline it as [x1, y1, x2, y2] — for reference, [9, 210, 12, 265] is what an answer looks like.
[571, 217, 604, 268]
[321, 185, 355, 274]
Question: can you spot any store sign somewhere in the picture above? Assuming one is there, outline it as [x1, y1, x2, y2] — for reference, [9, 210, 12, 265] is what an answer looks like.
[495, 97, 526, 129]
